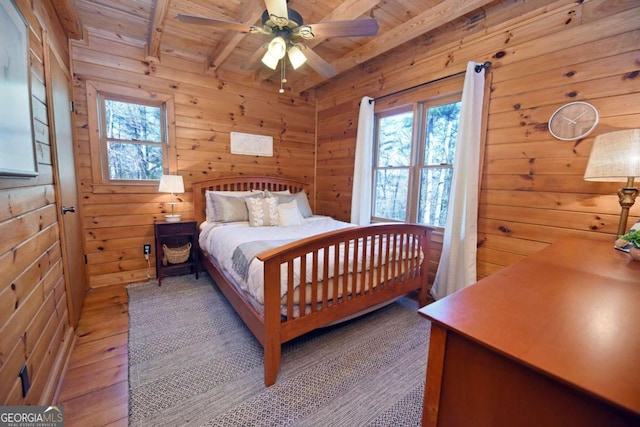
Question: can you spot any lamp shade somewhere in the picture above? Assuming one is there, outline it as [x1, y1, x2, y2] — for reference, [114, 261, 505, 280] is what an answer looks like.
[584, 129, 640, 182]
[267, 36, 287, 60]
[288, 45, 307, 69]
[158, 174, 184, 193]
[261, 50, 279, 70]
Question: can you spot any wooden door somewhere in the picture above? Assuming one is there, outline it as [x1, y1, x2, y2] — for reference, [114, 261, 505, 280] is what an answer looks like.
[46, 41, 87, 328]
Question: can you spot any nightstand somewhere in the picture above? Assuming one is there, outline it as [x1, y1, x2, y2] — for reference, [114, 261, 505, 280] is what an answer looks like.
[154, 220, 200, 286]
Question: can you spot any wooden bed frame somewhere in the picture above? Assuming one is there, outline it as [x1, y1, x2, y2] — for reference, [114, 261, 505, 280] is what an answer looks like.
[192, 176, 433, 386]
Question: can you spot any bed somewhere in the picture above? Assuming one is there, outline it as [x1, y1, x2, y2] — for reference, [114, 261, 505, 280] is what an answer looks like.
[192, 176, 434, 386]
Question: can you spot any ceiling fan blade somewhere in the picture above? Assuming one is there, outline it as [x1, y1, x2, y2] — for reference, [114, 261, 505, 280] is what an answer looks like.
[300, 46, 336, 78]
[176, 14, 262, 34]
[264, 0, 289, 22]
[295, 19, 379, 39]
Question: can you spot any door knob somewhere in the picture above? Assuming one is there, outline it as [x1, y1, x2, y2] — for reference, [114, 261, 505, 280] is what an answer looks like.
[61, 205, 76, 214]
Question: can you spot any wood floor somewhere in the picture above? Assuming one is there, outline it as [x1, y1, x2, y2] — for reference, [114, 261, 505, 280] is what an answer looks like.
[53, 282, 428, 426]
[56, 285, 129, 426]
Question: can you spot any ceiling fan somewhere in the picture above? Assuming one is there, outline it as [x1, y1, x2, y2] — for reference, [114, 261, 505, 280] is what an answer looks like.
[176, 0, 379, 83]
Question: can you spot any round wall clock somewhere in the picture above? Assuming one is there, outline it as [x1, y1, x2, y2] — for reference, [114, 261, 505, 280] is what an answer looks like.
[548, 101, 599, 141]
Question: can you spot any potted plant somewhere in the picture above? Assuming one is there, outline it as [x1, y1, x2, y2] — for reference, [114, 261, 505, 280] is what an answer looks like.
[619, 229, 640, 261]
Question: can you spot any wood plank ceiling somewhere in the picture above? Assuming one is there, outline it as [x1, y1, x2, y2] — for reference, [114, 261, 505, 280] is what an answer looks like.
[55, 0, 502, 92]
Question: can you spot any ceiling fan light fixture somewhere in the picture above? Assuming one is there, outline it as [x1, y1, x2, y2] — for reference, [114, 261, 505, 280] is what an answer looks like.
[288, 45, 307, 69]
[267, 36, 287, 60]
[261, 50, 280, 70]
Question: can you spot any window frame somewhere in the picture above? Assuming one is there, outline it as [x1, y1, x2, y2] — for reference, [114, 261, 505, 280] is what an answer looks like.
[371, 82, 463, 228]
[86, 80, 177, 189]
[371, 104, 417, 224]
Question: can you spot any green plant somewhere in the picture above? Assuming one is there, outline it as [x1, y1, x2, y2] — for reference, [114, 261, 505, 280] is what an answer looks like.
[620, 229, 640, 248]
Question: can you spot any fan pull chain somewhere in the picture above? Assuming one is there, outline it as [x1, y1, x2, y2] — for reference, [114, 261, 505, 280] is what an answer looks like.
[279, 60, 286, 93]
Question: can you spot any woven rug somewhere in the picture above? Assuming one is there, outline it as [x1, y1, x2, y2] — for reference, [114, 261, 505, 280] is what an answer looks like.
[127, 273, 431, 426]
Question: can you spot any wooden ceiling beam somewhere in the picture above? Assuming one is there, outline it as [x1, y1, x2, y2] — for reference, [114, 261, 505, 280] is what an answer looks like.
[146, 0, 170, 61]
[205, 0, 265, 74]
[51, 0, 83, 40]
[293, 0, 497, 93]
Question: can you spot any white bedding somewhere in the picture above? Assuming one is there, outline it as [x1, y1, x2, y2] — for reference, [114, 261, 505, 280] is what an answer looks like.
[199, 216, 354, 303]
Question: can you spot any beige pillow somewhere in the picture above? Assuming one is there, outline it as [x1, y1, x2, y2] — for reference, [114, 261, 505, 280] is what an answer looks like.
[266, 191, 313, 218]
[245, 197, 279, 226]
[205, 190, 256, 222]
[210, 193, 264, 223]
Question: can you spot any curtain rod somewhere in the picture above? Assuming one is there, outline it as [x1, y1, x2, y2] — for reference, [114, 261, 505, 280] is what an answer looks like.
[368, 61, 492, 104]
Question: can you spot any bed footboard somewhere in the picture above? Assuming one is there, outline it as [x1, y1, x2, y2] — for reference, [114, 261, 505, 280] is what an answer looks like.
[193, 177, 433, 387]
[258, 223, 433, 386]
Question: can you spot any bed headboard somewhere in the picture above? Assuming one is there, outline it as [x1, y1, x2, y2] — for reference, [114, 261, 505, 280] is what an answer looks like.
[192, 176, 310, 225]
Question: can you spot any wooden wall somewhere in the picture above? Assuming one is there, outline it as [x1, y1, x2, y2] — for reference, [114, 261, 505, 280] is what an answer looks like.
[61, 0, 640, 288]
[70, 33, 317, 287]
[2, 0, 635, 408]
[314, 0, 640, 280]
[0, 0, 73, 405]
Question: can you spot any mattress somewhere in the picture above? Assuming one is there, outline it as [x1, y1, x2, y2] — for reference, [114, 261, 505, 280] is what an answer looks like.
[199, 216, 354, 303]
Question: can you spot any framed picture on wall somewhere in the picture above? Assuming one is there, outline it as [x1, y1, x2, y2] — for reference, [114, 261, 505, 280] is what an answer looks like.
[0, 0, 38, 177]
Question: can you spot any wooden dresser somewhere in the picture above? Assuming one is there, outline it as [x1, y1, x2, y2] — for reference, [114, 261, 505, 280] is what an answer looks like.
[419, 238, 640, 427]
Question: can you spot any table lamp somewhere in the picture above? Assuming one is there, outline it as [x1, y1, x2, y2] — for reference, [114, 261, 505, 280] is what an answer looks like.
[158, 174, 184, 222]
[583, 129, 640, 237]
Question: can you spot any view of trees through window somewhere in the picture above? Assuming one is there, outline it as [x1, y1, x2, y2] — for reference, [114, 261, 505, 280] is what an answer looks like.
[102, 99, 164, 181]
[373, 101, 461, 227]
[374, 111, 413, 221]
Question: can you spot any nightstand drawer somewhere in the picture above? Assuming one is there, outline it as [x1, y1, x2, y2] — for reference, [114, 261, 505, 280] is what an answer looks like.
[155, 221, 196, 236]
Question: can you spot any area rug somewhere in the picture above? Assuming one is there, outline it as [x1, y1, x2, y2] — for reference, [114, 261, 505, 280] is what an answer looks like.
[127, 273, 431, 426]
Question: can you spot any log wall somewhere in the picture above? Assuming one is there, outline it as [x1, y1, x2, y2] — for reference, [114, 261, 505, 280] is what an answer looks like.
[3, 0, 636, 409]
[314, 0, 640, 280]
[47, 0, 640, 290]
[0, 0, 73, 405]
[70, 33, 317, 287]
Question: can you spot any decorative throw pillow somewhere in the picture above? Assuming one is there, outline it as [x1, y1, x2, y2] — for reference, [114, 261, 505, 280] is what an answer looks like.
[266, 191, 313, 218]
[210, 192, 262, 223]
[205, 190, 255, 222]
[277, 200, 304, 226]
[245, 197, 279, 226]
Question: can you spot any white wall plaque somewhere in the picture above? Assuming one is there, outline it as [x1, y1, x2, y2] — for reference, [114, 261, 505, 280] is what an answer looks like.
[230, 132, 273, 157]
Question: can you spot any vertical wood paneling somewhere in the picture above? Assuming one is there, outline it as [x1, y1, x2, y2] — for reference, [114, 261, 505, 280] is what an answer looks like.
[0, 0, 72, 406]
[314, 0, 640, 279]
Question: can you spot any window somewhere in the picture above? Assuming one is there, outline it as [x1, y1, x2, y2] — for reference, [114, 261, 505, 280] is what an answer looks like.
[372, 93, 461, 227]
[86, 81, 176, 186]
[100, 98, 164, 181]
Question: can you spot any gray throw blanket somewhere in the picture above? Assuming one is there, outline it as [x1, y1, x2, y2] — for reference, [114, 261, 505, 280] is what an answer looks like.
[231, 239, 293, 281]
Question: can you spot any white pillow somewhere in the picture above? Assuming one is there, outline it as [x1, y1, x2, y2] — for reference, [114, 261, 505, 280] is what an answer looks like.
[245, 197, 279, 227]
[277, 200, 304, 226]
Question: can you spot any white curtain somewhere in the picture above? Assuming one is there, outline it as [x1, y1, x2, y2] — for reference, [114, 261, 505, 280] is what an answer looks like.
[431, 62, 486, 300]
[351, 96, 375, 225]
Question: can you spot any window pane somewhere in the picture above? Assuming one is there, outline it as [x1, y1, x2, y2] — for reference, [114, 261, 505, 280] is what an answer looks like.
[418, 167, 453, 227]
[105, 100, 162, 142]
[373, 169, 409, 221]
[424, 102, 460, 165]
[377, 111, 413, 167]
[107, 142, 163, 180]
